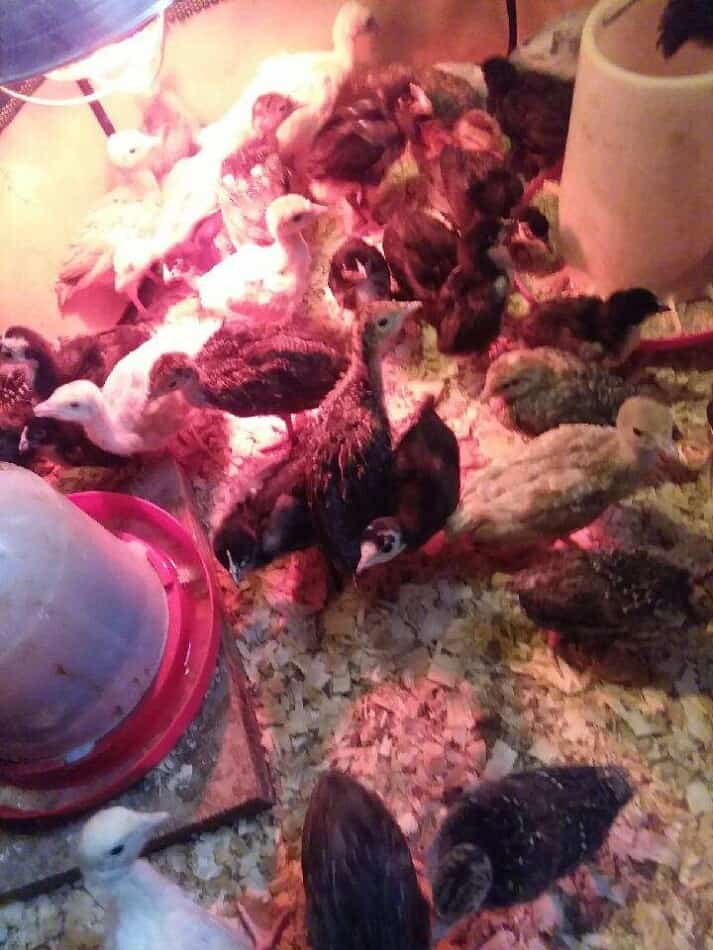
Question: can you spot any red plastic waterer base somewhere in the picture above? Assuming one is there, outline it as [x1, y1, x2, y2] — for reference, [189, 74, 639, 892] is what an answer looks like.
[0, 491, 220, 820]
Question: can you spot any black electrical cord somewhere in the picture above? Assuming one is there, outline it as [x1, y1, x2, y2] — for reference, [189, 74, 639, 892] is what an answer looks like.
[506, 0, 518, 54]
[76, 78, 116, 137]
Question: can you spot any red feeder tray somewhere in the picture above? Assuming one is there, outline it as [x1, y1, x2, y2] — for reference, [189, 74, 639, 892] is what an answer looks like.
[637, 328, 713, 353]
[0, 491, 220, 820]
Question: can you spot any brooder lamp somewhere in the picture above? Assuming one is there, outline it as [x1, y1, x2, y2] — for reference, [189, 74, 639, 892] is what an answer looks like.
[0, 0, 171, 106]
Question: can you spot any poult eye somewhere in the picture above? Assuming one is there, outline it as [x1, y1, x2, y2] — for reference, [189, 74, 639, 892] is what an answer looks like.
[109, 844, 124, 856]
[293, 213, 304, 223]
[69, 401, 80, 410]
[377, 317, 390, 329]
[632, 427, 643, 437]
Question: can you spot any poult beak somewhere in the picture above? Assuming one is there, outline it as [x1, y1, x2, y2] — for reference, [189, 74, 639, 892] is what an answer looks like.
[655, 299, 671, 313]
[309, 203, 330, 217]
[658, 433, 681, 462]
[409, 83, 433, 116]
[138, 811, 170, 838]
[18, 426, 30, 454]
[32, 400, 53, 418]
[402, 301, 423, 317]
[430, 918, 453, 944]
[355, 540, 379, 576]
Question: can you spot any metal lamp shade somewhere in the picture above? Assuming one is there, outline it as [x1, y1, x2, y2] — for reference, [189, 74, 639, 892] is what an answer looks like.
[0, 0, 171, 84]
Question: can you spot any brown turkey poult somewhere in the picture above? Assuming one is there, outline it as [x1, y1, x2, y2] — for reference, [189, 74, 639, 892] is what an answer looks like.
[218, 93, 297, 248]
[447, 397, 680, 549]
[481, 347, 642, 435]
[481, 56, 573, 177]
[147, 323, 349, 444]
[511, 548, 713, 647]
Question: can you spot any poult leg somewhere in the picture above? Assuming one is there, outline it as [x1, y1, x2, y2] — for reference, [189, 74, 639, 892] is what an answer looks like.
[282, 414, 297, 445]
[234, 901, 292, 950]
[126, 283, 148, 314]
[664, 295, 684, 336]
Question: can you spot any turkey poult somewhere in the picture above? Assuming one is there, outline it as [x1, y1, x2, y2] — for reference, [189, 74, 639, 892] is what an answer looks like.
[481, 56, 574, 177]
[328, 237, 392, 309]
[147, 324, 347, 444]
[356, 396, 460, 572]
[511, 288, 667, 363]
[511, 547, 713, 648]
[428, 765, 633, 940]
[481, 347, 641, 435]
[0, 363, 37, 465]
[213, 449, 314, 579]
[447, 397, 680, 549]
[301, 770, 431, 950]
[55, 175, 161, 312]
[1, 324, 152, 397]
[218, 94, 298, 248]
[301, 300, 420, 577]
[199, 2, 378, 163]
[32, 319, 220, 456]
[658, 0, 713, 58]
[77, 807, 287, 950]
[197, 195, 328, 321]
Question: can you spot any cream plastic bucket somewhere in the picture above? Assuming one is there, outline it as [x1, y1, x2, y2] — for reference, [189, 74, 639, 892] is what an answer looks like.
[559, 0, 713, 298]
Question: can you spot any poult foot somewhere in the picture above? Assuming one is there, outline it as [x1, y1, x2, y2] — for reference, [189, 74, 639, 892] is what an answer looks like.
[664, 295, 684, 336]
[234, 901, 292, 950]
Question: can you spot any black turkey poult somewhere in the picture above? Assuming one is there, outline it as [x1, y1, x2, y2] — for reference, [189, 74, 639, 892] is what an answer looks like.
[658, 0, 713, 58]
[357, 395, 460, 572]
[328, 237, 392, 308]
[300, 300, 420, 577]
[301, 770, 431, 950]
[428, 765, 633, 939]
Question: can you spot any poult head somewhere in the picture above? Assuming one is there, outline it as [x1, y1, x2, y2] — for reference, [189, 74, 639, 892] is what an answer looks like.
[691, 569, 713, 621]
[266, 195, 328, 241]
[1, 326, 54, 374]
[606, 288, 667, 329]
[430, 842, 493, 934]
[1, 328, 35, 364]
[33, 380, 103, 424]
[148, 352, 199, 401]
[107, 130, 161, 170]
[359, 300, 421, 355]
[598, 765, 634, 809]
[251, 93, 298, 136]
[616, 396, 677, 462]
[356, 518, 406, 573]
[481, 351, 542, 402]
[481, 57, 519, 97]
[19, 418, 58, 454]
[333, 2, 378, 50]
[77, 807, 168, 881]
